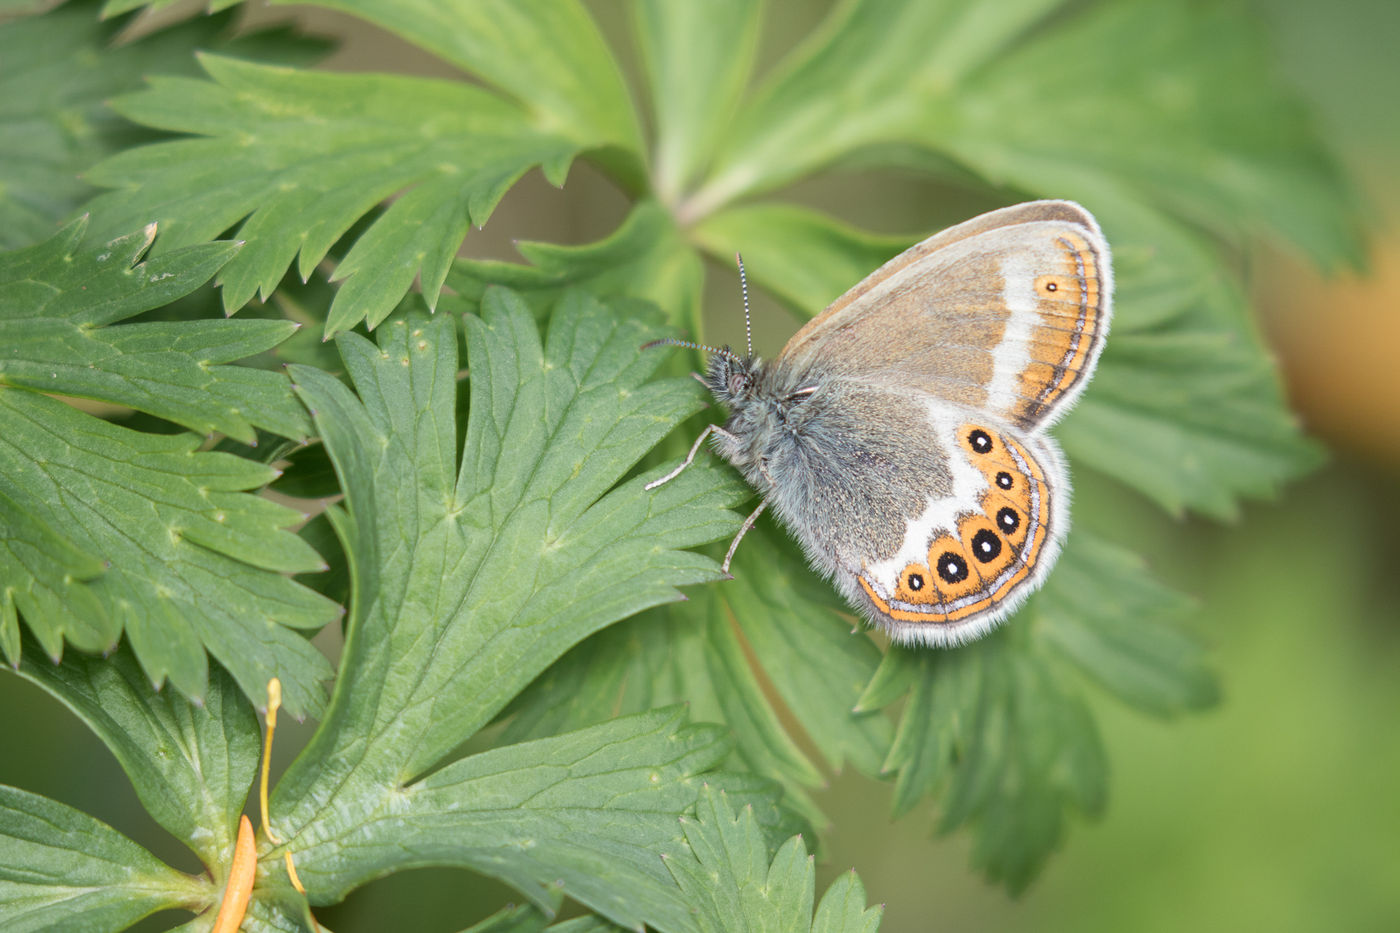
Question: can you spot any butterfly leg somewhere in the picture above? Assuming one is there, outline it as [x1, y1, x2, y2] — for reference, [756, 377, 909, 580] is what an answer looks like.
[721, 500, 767, 574]
[646, 423, 733, 490]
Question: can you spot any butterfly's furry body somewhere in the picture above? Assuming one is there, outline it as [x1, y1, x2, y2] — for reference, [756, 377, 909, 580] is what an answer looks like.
[708, 355, 948, 575]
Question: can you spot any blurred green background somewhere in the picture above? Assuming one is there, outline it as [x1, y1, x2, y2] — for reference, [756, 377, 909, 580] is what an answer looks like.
[1, 1, 1396, 931]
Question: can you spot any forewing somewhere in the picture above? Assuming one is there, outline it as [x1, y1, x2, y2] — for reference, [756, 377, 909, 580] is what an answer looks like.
[779, 200, 1112, 430]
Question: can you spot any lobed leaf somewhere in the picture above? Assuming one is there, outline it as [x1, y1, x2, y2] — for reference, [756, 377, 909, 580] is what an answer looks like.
[0, 380, 338, 712]
[505, 520, 892, 829]
[861, 533, 1216, 891]
[693, 0, 1065, 213]
[289, 708, 733, 930]
[1037, 536, 1219, 716]
[83, 55, 579, 334]
[257, 291, 763, 927]
[0, 784, 205, 933]
[13, 641, 260, 868]
[448, 200, 704, 333]
[1058, 195, 1324, 517]
[933, 1, 1365, 270]
[690, 0, 1361, 271]
[277, 0, 643, 156]
[0, 217, 310, 443]
[0, 1, 330, 251]
[0, 222, 337, 713]
[664, 784, 884, 932]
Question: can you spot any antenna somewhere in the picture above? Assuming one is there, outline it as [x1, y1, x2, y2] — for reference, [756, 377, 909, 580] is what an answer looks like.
[735, 252, 753, 358]
[641, 336, 738, 361]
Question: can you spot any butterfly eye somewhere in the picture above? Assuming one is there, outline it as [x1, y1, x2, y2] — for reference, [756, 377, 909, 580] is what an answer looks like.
[729, 373, 750, 395]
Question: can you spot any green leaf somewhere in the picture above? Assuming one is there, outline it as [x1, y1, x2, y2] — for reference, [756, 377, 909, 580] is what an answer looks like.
[509, 593, 832, 823]
[633, 0, 764, 202]
[0, 217, 311, 443]
[257, 291, 750, 926]
[505, 520, 892, 829]
[0, 1, 330, 251]
[289, 708, 733, 930]
[446, 903, 622, 933]
[83, 55, 579, 334]
[13, 641, 260, 867]
[1059, 196, 1324, 517]
[691, 203, 911, 316]
[452, 908, 618, 933]
[934, 1, 1365, 270]
[0, 784, 205, 932]
[101, 0, 239, 15]
[0, 222, 335, 712]
[201, 884, 320, 933]
[281, 290, 731, 779]
[447, 201, 704, 333]
[0, 481, 106, 668]
[720, 527, 893, 778]
[453, 903, 551, 933]
[278, 0, 643, 156]
[693, 0, 1065, 213]
[863, 533, 1216, 892]
[690, 0, 1361, 270]
[811, 870, 885, 933]
[1037, 535, 1219, 717]
[664, 785, 884, 933]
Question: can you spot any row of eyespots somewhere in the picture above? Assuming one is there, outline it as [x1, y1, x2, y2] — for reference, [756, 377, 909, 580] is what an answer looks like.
[959, 425, 1029, 559]
[948, 427, 1030, 584]
[866, 424, 1049, 623]
[897, 425, 1030, 599]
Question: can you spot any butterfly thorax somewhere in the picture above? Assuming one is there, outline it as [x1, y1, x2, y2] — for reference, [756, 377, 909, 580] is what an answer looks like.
[707, 352, 817, 482]
[707, 352, 937, 580]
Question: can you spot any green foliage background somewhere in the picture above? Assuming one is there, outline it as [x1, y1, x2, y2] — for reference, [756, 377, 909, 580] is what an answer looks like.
[0, 1, 1395, 931]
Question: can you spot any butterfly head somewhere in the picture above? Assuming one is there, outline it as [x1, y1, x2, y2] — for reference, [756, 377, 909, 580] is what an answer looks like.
[704, 349, 764, 407]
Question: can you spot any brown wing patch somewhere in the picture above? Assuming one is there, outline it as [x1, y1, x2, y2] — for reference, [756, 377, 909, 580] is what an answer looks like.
[773, 202, 1111, 431]
[1012, 230, 1108, 427]
[858, 423, 1054, 625]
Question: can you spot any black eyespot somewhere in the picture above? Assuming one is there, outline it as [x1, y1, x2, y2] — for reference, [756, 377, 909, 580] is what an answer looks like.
[936, 552, 968, 583]
[997, 507, 1020, 534]
[972, 529, 1002, 563]
[968, 429, 993, 454]
[1046, 281, 1058, 292]
[907, 573, 924, 592]
[996, 471, 1014, 490]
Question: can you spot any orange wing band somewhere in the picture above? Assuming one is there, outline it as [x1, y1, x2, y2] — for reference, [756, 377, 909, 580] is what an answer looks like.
[860, 425, 1052, 624]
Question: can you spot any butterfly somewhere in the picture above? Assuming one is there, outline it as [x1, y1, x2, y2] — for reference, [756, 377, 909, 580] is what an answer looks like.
[648, 201, 1112, 645]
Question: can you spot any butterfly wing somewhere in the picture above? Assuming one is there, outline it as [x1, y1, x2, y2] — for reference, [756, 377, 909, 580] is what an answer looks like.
[843, 413, 1068, 646]
[779, 200, 1112, 431]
